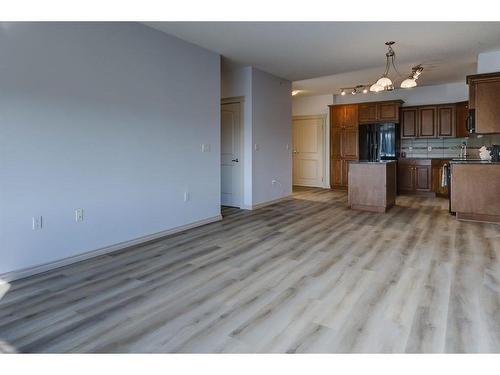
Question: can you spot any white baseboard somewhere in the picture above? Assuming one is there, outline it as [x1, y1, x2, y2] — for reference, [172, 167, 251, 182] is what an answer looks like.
[0, 214, 222, 283]
[242, 194, 292, 210]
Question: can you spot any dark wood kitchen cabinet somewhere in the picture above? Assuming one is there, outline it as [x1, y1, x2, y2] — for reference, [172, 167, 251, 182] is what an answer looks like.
[415, 164, 432, 192]
[398, 159, 432, 194]
[330, 104, 359, 189]
[358, 103, 378, 123]
[432, 159, 450, 197]
[401, 108, 418, 138]
[397, 160, 415, 192]
[402, 103, 458, 138]
[455, 101, 470, 137]
[467, 72, 500, 134]
[418, 106, 437, 137]
[437, 105, 456, 137]
[358, 100, 402, 124]
[341, 128, 358, 159]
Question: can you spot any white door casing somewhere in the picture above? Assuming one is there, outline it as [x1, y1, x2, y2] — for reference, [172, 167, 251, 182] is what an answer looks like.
[221, 102, 242, 207]
[292, 116, 325, 187]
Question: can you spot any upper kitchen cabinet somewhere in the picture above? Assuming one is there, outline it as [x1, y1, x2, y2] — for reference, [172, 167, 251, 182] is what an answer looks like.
[401, 107, 418, 138]
[418, 106, 437, 138]
[455, 101, 470, 138]
[467, 72, 500, 134]
[358, 100, 403, 124]
[330, 104, 358, 129]
[401, 103, 458, 138]
[358, 103, 378, 123]
[437, 104, 456, 137]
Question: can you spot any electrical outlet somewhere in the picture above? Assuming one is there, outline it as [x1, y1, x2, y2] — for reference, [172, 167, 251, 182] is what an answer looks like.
[32, 216, 42, 230]
[254, 144, 260, 151]
[184, 191, 190, 202]
[201, 144, 211, 152]
[75, 208, 84, 222]
[427, 146, 432, 151]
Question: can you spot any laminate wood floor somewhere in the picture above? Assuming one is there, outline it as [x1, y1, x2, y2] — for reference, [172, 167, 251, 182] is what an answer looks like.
[1, 187, 500, 353]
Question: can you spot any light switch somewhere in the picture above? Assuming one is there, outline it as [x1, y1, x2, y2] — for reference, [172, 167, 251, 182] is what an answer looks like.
[201, 144, 211, 152]
[75, 208, 84, 222]
[32, 216, 42, 230]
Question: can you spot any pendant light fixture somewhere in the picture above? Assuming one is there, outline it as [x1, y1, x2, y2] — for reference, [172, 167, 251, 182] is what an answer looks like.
[400, 65, 424, 89]
[339, 41, 424, 96]
[370, 41, 397, 92]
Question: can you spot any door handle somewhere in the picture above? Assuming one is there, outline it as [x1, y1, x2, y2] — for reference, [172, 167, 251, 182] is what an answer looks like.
[293, 150, 298, 154]
[232, 158, 239, 162]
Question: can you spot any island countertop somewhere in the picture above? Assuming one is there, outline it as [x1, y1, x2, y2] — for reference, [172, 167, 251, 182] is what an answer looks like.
[349, 160, 397, 164]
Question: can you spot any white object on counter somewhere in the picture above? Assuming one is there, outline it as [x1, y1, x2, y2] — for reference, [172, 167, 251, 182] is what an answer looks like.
[479, 146, 492, 161]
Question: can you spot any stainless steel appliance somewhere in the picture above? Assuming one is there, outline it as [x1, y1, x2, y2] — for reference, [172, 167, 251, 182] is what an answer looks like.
[358, 123, 399, 162]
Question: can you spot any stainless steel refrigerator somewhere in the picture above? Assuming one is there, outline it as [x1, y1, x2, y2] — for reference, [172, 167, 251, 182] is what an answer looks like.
[358, 123, 399, 162]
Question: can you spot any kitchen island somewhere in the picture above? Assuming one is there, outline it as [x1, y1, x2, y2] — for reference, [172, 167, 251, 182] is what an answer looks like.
[348, 160, 397, 213]
[451, 160, 500, 223]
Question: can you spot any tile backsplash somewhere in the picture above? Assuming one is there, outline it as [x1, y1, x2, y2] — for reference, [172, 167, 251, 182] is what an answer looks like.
[401, 134, 500, 159]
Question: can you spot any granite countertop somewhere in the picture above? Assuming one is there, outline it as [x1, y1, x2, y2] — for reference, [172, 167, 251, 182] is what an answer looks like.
[350, 160, 397, 164]
[399, 157, 453, 160]
[450, 159, 500, 164]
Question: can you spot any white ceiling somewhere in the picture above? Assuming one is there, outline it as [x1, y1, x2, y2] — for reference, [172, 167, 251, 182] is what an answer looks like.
[145, 22, 500, 96]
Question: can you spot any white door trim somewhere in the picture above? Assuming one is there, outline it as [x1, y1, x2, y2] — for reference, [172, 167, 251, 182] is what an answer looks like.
[292, 114, 329, 188]
[221, 97, 244, 208]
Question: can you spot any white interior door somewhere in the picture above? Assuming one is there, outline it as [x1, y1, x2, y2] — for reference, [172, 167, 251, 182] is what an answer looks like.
[292, 117, 324, 187]
[221, 102, 242, 207]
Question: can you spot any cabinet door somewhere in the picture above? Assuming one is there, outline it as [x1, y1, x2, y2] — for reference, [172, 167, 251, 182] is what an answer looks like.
[419, 106, 437, 137]
[331, 159, 343, 187]
[415, 165, 431, 191]
[344, 104, 359, 128]
[379, 102, 400, 122]
[455, 101, 469, 138]
[330, 106, 344, 128]
[358, 103, 378, 123]
[341, 128, 358, 159]
[437, 105, 456, 137]
[331, 128, 342, 159]
[401, 108, 418, 138]
[398, 163, 414, 192]
[473, 78, 500, 134]
[341, 160, 350, 187]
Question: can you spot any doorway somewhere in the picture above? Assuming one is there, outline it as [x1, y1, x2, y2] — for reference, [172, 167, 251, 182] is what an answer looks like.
[292, 115, 327, 187]
[221, 99, 243, 208]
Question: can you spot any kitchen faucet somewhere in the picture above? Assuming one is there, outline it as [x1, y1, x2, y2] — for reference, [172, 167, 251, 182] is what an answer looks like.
[459, 141, 468, 159]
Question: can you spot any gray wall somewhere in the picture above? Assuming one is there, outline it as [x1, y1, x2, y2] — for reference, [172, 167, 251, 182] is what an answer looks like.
[221, 66, 292, 207]
[252, 68, 292, 205]
[0, 22, 221, 275]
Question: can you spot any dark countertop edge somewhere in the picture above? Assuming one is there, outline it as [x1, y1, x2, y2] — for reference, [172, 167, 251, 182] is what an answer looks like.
[350, 160, 397, 164]
[399, 157, 454, 160]
[450, 160, 500, 164]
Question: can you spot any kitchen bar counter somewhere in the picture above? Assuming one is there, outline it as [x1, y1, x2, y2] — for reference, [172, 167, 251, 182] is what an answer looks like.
[348, 160, 397, 213]
[451, 162, 500, 223]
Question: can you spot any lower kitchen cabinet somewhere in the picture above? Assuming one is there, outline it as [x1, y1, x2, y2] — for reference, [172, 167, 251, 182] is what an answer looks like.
[431, 159, 450, 197]
[331, 159, 354, 189]
[415, 164, 432, 192]
[397, 159, 432, 194]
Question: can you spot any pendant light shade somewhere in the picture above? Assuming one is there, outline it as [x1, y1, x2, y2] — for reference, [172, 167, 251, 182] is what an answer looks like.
[370, 83, 384, 92]
[376, 76, 393, 88]
[400, 78, 417, 88]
